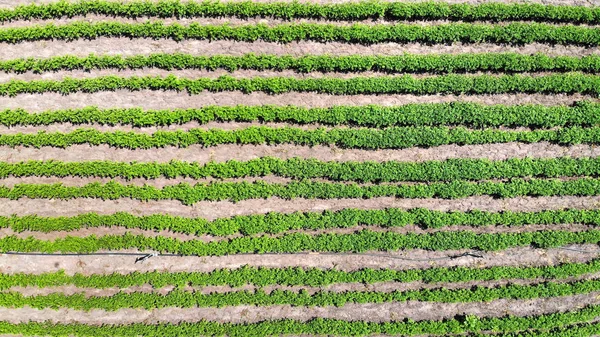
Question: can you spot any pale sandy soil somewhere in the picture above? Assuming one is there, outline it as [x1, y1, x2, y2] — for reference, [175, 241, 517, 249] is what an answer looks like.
[6, 15, 587, 29]
[3, 244, 598, 274]
[1, 195, 600, 219]
[0, 68, 571, 84]
[0, 92, 593, 113]
[1, 143, 598, 163]
[0, 293, 598, 323]
[3, 40, 600, 60]
[11, 270, 600, 296]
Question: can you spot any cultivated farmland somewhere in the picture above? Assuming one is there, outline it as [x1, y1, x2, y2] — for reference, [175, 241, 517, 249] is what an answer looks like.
[1, 0, 600, 336]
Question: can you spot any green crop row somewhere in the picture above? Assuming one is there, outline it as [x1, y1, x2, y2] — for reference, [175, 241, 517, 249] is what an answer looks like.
[4, 0, 600, 24]
[2, 257, 600, 289]
[9, 53, 600, 74]
[1, 101, 600, 128]
[4, 126, 600, 149]
[2, 229, 600, 253]
[2, 178, 600, 204]
[1, 304, 599, 337]
[0, 21, 599, 45]
[4, 208, 600, 235]
[2, 278, 600, 309]
[2, 73, 600, 97]
[498, 323, 600, 337]
[4, 157, 600, 182]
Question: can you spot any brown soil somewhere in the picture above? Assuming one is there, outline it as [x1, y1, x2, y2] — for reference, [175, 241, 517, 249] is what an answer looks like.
[0, 293, 597, 324]
[3, 39, 600, 61]
[1, 143, 598, 164]
[10, 271, 600, 296]
[0, 69, 451, 83]
[1, 195, 600, 219]
[6, 15, 578, 29]
[0, 91, 593, 113]
[1, 244, 598, 275]
[0, 68, 568, 84]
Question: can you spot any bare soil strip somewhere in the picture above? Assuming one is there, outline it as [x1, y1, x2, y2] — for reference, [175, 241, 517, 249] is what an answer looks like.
[2, 39, 600, 60]
[0, 69, 465, 84]
[0, 91, 594, 112]
[2, 243, 598, 275]
[0, 68, 563, 84]
[1, 143, 597, 164]
[0, 16, 433, 29]
[0, 92, 592, 113]
[2, 195, 600, 219]
[4, 15, 568, 29]
[0, 293, 597, 324]
[9, 271, 600, 297]
[0, 175, 585, 188]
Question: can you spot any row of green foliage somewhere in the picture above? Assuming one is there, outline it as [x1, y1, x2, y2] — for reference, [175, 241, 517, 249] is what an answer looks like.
[2, 229, 600, 253]
[1, 101, 600, 128]
[2, 257, 600, 289]
[4, 0, 600, 23]
[0, 305, 599, 337]
[4, 157, 600, 182]
[2, 73, 600, 96]
[9, 53, 600, 74]
[2, 278, 600, 309]
[4, 126, 600, 149]
[4, 208, 600, 235]
[2, 178, 600, 204]
[0, 21, 599, 45]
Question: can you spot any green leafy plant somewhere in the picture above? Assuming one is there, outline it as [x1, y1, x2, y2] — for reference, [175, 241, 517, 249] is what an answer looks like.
[2, 178, 600, 204]
[4, 53, 600, 74]
[1, 101, 599, 128]
[3, 126, 600, 149]
[0, 21, 599, 45]
[3, 157, 600, 182]
[2, 0, 600, 24]
[1, 229, 600, 254]
[1, 73, 600, 97]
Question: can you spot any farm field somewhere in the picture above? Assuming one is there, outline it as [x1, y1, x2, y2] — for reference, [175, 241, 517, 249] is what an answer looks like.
[2, 0, 600, 336]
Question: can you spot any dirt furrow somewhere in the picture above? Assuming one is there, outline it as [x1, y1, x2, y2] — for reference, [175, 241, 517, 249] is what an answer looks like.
[2, 39, 600, 61]
[0, 68, 568, 84]
[4, 15, 571, 29]
[3, 9, 599, 29]
[0, 91, 592, 112]
[9, 271, 600, 297]
[0, 69, 465, 84]
[2, 195, 600, 219]
[0, 142, 597, 164]
[0, 16, 439, 29]
[3, 243, 599, 275]
[0, 293, 598, 324]
[0, 175, 583, 188]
